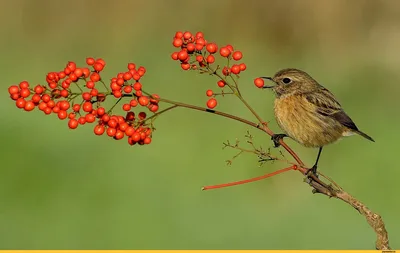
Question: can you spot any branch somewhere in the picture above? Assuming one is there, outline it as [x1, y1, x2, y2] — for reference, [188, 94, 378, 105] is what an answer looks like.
[149, 96, 390, 249]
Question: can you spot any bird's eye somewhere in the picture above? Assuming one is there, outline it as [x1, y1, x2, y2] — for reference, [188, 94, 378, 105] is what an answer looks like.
[282, 78, 291, 84]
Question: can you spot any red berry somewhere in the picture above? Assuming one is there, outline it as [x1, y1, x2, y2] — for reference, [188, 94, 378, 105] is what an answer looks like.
[86, 57, 95, 65]
[217, 80, 226, 88]
[68, 119, 79, 129]
[178, 50, 188, 61]
[58, 110, 68, 120]
[93, 62, 104, 72]
[127, 63, 136, 70]
[60, 89, 69, 98]
[206, 43, 218, 54]
[19, 81, 29, 89]
[219, 47, 231, 57]
[8, 85, 19, 95]
[85, 113, 96, 123]
[232, 51, 243, 61]
[196, 55, 204, 62]
[206, 89, 213, 97]
[94, 125, 105, 135]
[173, 38, 183, 47]
[181, 63, 190, 70]
[125, 126, 135, 136]
[82, 102, 93, 112]
[133, 82, 142, 91]
[90, 72, 100, 82]
[107, 127, 117, 137]
[82, 92, 91, 101]
[143, 137, 152, 144]
[231, 64, 241, 75]
[131, 132, 141, 142]
[20, 88, 30, 98]
[206, 55, 215, 64]
[183, 31, 192, 40]
[254, 78, 265, 88]
[138, 96, 149, 106]
[16, 98, 26, 108]
[86, 81, 95, 89]
[171, 52, 179, 60]
[31, 94, 41, 103]
[186, 43, 195, 52]
[34, 85, 44, 94]
[24, 101, 35, 111]
[239, 63, 247, 71]
[138, 112, 146, 120]
[207, 98, 217, 109]
[222, 66, 230, 76]
[122, 103, 131, 111]
[175, 31, 183, 39]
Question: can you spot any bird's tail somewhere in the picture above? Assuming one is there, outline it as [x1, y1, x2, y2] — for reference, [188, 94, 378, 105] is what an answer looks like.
[355, 130, 375, 142]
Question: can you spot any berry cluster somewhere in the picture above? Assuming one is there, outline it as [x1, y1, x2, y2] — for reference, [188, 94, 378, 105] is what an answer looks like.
[171, 31, 247, 109]
[8, 58, 157, 146]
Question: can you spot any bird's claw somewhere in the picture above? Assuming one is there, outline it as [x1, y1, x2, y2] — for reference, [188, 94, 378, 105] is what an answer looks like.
[271, 134, 287, 148]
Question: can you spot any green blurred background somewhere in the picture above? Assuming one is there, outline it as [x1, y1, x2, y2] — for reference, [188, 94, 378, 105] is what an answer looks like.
[0, 0, 399, 249]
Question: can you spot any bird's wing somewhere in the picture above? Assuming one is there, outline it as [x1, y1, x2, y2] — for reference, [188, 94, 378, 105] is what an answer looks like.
[304, 88, 359, 132]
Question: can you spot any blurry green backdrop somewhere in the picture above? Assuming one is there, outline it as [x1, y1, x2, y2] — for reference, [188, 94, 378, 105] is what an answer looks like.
[1, 0, 399, 250]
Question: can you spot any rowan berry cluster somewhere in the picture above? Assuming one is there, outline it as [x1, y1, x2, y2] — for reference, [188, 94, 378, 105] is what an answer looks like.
[8, 58, 157, 146]
[171, 31, 247, 110]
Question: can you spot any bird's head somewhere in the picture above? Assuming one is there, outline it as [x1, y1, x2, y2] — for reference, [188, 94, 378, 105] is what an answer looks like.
[261, 68, 320, 97]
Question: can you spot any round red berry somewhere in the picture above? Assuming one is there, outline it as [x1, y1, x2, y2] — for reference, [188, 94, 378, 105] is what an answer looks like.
[207, 98, 217, 109]
[232, 51, 243, 61]
[68, 119, 79, 129]
[254, 78, 265, 88]
[206, 43, 218, 54]
[94, 125, 105, 135]
[206, 90, 213, 97]
[219, 47, 231, 57]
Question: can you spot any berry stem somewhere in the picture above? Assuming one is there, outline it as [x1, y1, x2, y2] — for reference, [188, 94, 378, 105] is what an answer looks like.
[202, 165, 296, 190]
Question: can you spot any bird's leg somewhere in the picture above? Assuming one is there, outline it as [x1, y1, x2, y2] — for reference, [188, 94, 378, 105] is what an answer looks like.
[271, 133, 287, 148]
[305, 147, 323, 178]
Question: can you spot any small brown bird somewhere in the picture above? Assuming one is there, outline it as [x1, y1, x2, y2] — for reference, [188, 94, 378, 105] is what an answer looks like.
[261, 68, 374, 175]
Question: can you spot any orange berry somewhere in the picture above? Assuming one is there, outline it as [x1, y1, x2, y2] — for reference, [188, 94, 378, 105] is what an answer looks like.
[181, 63, 190, 70]
[133, 82, 142, 91]
[217, 80, 226, 88]
[206, 43, 218, 54]
[86, 57, 95, 65]
[196, 55, 204, 62]
[85, 113, 95, 123]
[178, 50, 188, 61]
[122, 103, 131, 111]
[171, 52, 179, 60]
[206, 89, 213, 97]
[138, 96, 149, 106]
[239, 63, 247, 71]
[20, 88, 30, 98]
[254, 78, 265, 88]
[94, 125, 105, 135]
[90, 72, 100, 82]
[144, 137, 152, 144]
[219, 47, 231, 57]
[24, 101, 35, 111]
[230, 64, 241, 74]
[173, 38, 183, 47]
[16, 98, 26, 108]
[34, 85, 44, 94]
[175, 31, 184, 39]
[8, 85, 19, 95]
[82, 101, 93, 112]
[183, 31, 192, 40]
[206, 55, 215, 64]
[186, 43, 195, 52]
[107, 127, 117, 137]
[207, 98, 217, 109]
[68, 119, 79, 129]
[232, 51, 243, 60]
[58, 110, 68, 120]
[222, 66, 230, 76]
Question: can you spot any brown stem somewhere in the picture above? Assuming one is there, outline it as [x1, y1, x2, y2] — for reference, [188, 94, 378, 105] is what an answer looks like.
[133, 86, 390, 249]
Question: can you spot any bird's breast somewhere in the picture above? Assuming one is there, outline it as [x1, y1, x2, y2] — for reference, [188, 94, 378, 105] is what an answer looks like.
[274, 95, 345, 147]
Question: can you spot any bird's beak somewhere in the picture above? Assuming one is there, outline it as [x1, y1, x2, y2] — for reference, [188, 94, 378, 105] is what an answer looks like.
[260, 77, 275, 88]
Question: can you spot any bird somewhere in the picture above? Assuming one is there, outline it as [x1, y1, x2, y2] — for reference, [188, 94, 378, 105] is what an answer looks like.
[261, 68, 374, 175]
